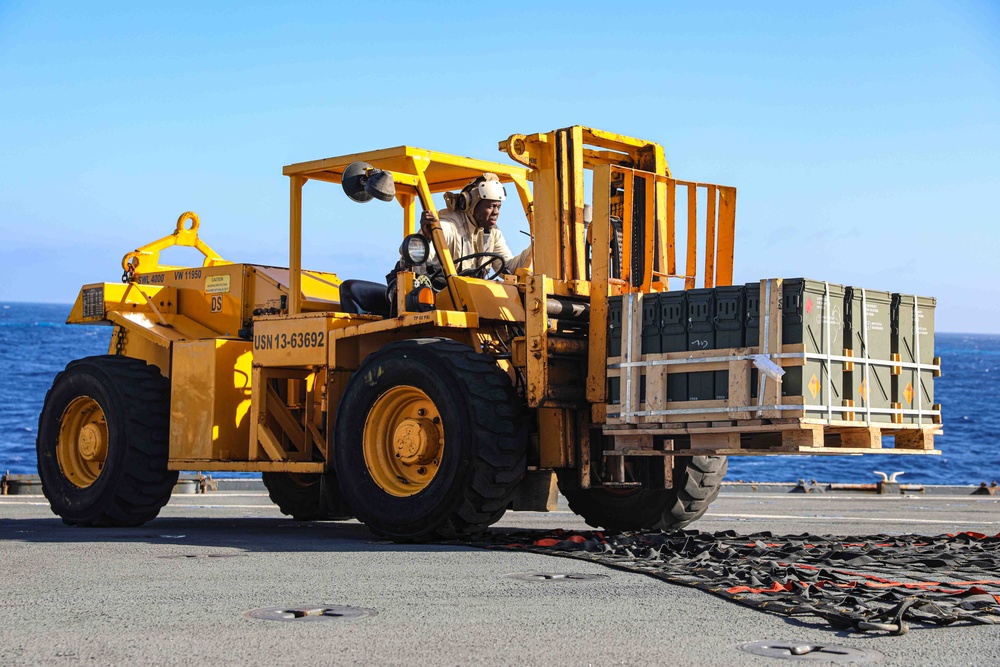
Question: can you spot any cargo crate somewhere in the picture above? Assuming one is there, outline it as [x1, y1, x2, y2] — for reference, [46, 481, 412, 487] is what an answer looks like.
[777, 279, 846, 420]
[713, 286, 744, 400]
[604, 279, 941, 455]
[844, 287, 894, 423]
[891, 294, 939, 425]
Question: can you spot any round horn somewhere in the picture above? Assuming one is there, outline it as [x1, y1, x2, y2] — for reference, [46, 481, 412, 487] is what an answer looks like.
[363, 169, 396, 202]
[342, 161, 374, 203]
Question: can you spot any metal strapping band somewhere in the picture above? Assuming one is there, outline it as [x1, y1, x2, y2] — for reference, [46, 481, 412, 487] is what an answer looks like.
[608, 404, 942, 419]
[862, 288, 872, 427]
[824, 281, 833, 422]
[913, 294, 923, 427]
[757, 280, 771, 417]
[609, 352, 938, 371]
[623, 292, 635, 422]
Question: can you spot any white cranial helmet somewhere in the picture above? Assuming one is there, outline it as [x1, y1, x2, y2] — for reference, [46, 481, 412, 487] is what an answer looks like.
[446, 173, 507, 212]
[469, 173, 506, 203]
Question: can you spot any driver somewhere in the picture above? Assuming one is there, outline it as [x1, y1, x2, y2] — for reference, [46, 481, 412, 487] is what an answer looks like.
[419, 173, 532, 276]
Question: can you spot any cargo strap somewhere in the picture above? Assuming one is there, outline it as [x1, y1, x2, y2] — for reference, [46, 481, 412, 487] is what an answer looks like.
[911, 294, 924, 427]
[468, 529, 1000, 634]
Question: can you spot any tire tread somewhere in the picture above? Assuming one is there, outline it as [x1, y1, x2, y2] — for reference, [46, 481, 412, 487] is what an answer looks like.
[38, 355, 177, 527]
[337, 337, 526, 540]
[560, 456, 728, 532]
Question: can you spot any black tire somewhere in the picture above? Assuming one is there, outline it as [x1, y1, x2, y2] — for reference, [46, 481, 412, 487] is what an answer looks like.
[262, 471, 353, 521]
[334, 338, 526, 541]
[558, 456, 728, 532]
[36, 355, 178, 527]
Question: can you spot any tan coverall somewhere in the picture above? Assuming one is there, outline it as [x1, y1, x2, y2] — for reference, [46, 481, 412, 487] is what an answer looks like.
[430, 207, 532, 274]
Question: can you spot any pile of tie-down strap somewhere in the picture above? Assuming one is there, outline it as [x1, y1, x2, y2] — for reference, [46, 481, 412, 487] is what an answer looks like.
[466, 529, 1000, 635]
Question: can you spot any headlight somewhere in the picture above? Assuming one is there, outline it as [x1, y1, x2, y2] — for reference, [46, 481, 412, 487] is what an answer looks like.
[399, 234, 430, 266]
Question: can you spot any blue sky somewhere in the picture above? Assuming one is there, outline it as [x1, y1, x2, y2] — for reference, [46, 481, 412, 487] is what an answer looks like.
[1, 1, 997, 332]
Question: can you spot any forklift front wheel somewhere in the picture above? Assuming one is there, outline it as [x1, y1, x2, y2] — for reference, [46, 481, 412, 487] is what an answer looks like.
[334, 338, 526, 541]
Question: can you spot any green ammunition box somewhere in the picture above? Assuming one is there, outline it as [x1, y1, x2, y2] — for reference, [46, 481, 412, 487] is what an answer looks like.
[660, 292, 688, 402]
[892, 294, 936, 424]
[713, 286, 744, 399]
[641, 293, 661, 354]
[780, 279, 846, 419]
[607, 296, 622, 404]
[746, 281, 762, 399]
[686, 289, 715, 401]
[745, 281, 761, 348]
[844, 287, 893, 423]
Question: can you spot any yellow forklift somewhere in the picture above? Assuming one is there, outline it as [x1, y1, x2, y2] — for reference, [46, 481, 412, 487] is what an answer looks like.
[38, 126, 940, 539]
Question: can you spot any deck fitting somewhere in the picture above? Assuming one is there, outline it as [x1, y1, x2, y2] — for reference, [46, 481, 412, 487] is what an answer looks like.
[974, 481, 999, 496]
[505, 572, 608, 582]
[737, 640, 883, 662]
[156, 553, 245, 559]
[244, 605, 377, 622]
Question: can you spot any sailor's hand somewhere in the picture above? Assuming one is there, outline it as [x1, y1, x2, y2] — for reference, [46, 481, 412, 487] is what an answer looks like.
[419, 210, 438, 238]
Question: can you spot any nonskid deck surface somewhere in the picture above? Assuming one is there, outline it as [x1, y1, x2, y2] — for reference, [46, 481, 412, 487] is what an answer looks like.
[2, 491, 999, 666]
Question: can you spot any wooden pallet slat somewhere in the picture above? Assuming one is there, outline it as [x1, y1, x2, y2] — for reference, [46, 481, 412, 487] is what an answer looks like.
[893, 428, 936, 451]
[829, 426, 883, 449]
[690, 431, 741, 449]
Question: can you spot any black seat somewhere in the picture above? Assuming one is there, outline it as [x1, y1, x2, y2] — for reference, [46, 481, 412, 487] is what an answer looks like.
[339, 280, 391, 316]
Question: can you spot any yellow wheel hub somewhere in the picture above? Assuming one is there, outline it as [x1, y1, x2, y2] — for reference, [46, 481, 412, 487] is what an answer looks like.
[57, 397, 109, 488]
[363, 386, 443, 497]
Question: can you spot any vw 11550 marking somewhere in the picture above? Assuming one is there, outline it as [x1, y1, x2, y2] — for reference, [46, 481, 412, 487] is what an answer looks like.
[137, 269, 202, 284]
[254, 331, 324, 350]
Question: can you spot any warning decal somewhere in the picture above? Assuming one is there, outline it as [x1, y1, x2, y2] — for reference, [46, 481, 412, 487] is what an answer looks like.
[904, 382, 914, 405]
[858, 380, 869, 402]
[205, 274, 231, 294]
[807, 374, 821, 399]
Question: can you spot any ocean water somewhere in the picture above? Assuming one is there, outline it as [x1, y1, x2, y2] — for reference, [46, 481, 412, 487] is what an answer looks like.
[1, 302, 997, 484]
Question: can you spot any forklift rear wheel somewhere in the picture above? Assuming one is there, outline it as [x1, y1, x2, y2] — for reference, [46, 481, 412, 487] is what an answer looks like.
[262, 471, 353, 521]
[558, 456, 728, 532]
[36, 355, 178, 527]
[334, 338, 526, 541]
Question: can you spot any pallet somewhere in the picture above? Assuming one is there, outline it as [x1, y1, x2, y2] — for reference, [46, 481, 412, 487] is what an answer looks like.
[603, 420, 941, 456]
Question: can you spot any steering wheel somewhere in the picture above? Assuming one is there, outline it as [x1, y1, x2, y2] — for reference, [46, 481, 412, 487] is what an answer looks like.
[453, 252, 510, 281]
